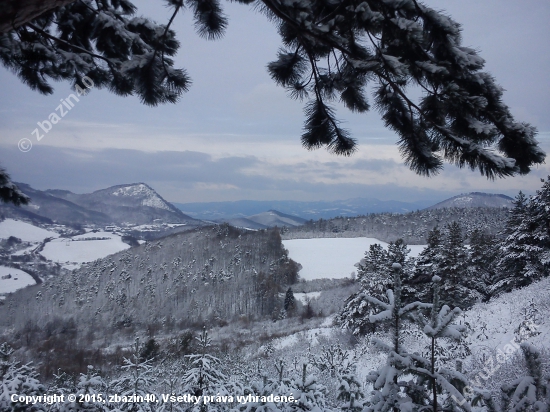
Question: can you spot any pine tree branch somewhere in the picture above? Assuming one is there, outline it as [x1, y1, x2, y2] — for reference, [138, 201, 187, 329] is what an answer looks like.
[25, 22, 114, 66]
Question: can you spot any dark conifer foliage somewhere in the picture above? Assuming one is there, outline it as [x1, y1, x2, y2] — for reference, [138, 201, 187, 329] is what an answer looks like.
[412, 223, 481, 308]
[284, 287, 295, 312]
[0, 169, 29, 206]
[493, 182, 550, 294]
[338, 239, 419, 335]
[0, 0, 545, 175]
[0, 0, 191, 105]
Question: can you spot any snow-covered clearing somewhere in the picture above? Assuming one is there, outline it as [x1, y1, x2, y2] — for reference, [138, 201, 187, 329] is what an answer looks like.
[282, 238, 426, 280]
[0, 219, 58, 242]
[0, 266, 35, 295]
[41, 232, 129, 268]
[462, 276, 550, 355]
[267, 277, 549, 389]
[293, 291, 322, 304]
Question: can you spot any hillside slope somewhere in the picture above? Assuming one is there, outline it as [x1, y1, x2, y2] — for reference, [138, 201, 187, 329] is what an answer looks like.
[283, 207, 510, 243]
[0, 226, 300, 336]
[426, 192, 514, 209]
[0, 182, 199, 226]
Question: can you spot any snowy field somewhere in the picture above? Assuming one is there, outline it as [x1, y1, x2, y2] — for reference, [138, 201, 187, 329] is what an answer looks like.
[293, 291, 322, 304]
[282, 238, 426, 280]
[41, 231, 130, 267]
[0, 219, 58, 242]
[0, 266, 35, 296]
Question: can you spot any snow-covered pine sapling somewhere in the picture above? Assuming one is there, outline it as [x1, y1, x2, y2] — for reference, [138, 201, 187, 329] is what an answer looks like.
[289, 363, 327, 412]
[68, 366, 107, 412]
[364, 263, 431, 412]
[420, 276, 470, 412]
[109, 337, 157, 412]
[337, 373, 365, 412]
[365, 265, 470, 412]
[182, 328, 228, 410]
[500, 343, 549, 412]
[0, 342, 45, 411]
[310, 343, 352, 378]
[275, 359, 285, 383]
[284, 287, 296, 313]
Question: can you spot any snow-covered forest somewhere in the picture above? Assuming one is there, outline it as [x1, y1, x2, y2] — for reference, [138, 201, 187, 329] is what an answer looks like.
[281, 207, 509, 244]
[0, 179, 549, 411]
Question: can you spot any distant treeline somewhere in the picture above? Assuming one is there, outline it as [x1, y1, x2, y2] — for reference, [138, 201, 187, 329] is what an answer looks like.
[281, 206, 509, 243]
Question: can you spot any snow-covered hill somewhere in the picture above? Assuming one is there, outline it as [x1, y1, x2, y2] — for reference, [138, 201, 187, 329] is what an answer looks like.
[50, 182, 197, 225]
[0, 218, 58, 242]
[426, 192, 514, 209]
[0, 182, 200, 226]
[217, 210, 307, 229]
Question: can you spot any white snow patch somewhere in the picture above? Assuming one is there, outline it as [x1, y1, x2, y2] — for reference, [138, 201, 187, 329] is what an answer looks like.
[283, 238, 426, 280]
[12, 245, 37, 256]
[41, 233, 130, 268]
[274, 327, 334, 349]
[0, 219, 58, 242]
[111, 184, 171, 211]
[294, 291, 322, 304]
[0, 266, 35, 294]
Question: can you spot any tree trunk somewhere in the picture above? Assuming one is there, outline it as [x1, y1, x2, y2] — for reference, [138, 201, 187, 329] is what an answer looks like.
[432, 336, 437, 412]
[0, 0, 77, 33]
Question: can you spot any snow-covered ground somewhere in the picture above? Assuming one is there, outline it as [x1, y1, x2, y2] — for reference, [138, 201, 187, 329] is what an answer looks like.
[462, 277, 550, 356]
[282, 238, 426, 280]
[0, 219, 58, 242]
[0, 266, 35, 296]
[267, 277, 549, 392]
[41, 231, 130, 268]
[293, 291, 322, 304]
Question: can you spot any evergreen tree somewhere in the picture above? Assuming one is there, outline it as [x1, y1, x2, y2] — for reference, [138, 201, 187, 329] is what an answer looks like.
[473, 343, 550, 412]
[467, 229, 498, 300]
[49, 369, 105, 412]
[339, 240, 415, 335]
[492, 191, 530, 294]
[110, 338, 157, 412]
[439, 222, 480, 308]
[413, 226, 444, 294]
[139, 338, 160, 363]
[1, 0, 545, 175]
[337, 374, 365, 412]
[440, 222, 468, 285]
[500, 343, 550, 412]
[289, 363, 328, 412]
[363, 265, 470, 412]
[182, 328, 228, 411]
[494, 182, 550, 294]
[0, 342, 45, 411]
[414, 223, 480, 308]
[356, 243, 392, 299]
[0, 168, 29, 206]
[284, 288, 296, 313]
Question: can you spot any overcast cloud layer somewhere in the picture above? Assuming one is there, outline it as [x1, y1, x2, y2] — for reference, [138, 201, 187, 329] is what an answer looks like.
[1, 0, 549, 203]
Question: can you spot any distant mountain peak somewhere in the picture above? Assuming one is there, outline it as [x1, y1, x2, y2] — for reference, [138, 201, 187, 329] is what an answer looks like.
[426, 192, 514, 210]
[2, 182, 198, 226]
[108, 183, 172, 211]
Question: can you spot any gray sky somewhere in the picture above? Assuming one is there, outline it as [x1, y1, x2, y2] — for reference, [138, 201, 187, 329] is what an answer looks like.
[1, 0, 549, 204]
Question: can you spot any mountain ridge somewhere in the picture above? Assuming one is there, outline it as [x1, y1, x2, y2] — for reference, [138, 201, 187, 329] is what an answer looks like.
[1, 182, 198, 226]
[425, 192, 514, 210]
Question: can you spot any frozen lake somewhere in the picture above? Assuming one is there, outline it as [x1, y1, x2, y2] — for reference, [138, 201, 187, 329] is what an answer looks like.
[282, 238, 426, 280]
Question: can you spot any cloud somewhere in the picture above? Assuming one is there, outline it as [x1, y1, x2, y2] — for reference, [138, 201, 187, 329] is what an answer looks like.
[1, 144, 548, 205]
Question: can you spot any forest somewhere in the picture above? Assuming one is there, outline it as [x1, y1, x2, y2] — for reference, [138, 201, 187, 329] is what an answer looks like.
[1, 179, 550, 411]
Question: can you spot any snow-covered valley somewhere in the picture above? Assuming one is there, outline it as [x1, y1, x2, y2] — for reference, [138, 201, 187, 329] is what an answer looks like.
[0, 211, 548, 412]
